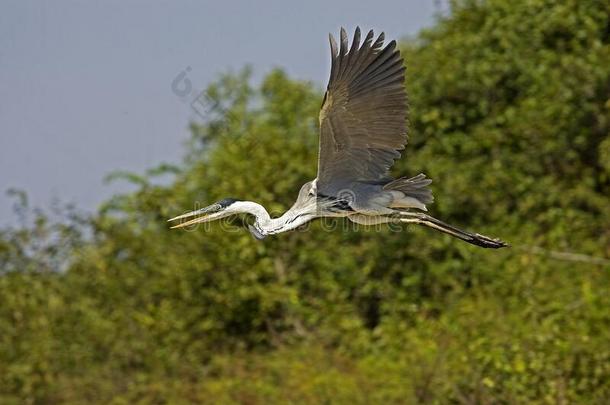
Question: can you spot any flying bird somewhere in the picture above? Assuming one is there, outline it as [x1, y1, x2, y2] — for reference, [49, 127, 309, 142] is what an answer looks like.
[169, 27, 507, 248]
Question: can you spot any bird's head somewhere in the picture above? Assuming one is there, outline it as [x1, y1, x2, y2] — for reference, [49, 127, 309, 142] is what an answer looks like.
[168, 180, 327, 238]
[168, 198, 243, 229]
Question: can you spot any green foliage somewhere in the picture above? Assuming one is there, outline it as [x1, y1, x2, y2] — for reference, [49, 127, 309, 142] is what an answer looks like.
[1, 0, 609, 403]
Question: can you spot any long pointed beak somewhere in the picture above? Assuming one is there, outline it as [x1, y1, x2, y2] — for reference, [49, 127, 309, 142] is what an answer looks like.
[167, 203, 223, 229]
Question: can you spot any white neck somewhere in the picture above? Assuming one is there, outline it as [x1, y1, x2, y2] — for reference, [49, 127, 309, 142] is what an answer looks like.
[230, 201, 312, 236]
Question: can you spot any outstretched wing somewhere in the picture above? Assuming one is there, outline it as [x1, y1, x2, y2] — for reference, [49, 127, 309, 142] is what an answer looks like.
[317, 27, 408, 196]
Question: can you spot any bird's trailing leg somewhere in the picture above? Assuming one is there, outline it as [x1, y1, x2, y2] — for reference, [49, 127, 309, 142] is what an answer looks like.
[393, 211, 508, 249]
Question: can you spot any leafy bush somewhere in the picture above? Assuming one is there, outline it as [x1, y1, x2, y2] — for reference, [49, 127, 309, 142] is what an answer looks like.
[1, 0, 609, 403]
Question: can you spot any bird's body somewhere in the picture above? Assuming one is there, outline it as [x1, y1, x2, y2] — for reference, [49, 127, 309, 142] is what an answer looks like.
[169, 27, 507, 249]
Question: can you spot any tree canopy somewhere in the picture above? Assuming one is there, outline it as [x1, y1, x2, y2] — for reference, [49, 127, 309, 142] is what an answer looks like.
[1, 0, 609, 403]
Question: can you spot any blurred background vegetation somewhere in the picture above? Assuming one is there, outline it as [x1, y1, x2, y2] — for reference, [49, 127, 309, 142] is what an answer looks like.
[1, 0, 610, 403]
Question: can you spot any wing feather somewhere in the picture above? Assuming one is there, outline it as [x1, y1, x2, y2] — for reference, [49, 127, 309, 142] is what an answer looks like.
[317, 27, 408, 196]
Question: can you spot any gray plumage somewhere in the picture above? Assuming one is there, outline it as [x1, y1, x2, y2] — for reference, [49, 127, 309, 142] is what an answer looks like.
[168, 27, 507, 249]
[318, 27, 407, 196]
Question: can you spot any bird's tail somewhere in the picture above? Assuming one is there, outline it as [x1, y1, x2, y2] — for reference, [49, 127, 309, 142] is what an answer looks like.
[384, 173, 434, 205]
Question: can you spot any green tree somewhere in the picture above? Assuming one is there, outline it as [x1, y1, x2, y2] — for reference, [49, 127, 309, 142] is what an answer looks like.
[1, 0, 609, 403]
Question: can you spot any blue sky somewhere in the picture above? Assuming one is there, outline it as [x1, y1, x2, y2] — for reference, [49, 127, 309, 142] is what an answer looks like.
[0, 0, 442, 225]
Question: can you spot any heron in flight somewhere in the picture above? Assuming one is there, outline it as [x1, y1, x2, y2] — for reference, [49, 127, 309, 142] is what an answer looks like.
[169, 27, 507, 248]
